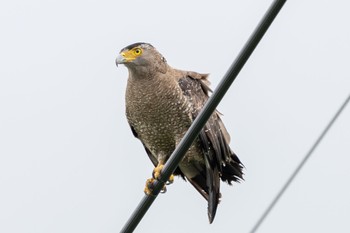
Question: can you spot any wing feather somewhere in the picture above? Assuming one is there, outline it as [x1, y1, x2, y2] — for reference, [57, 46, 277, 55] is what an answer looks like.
[178, 73, 243, 222]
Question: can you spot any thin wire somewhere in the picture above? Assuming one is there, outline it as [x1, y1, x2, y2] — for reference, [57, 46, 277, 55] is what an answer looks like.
[249, 93, 350, 233]
[120, 0, 287, 232]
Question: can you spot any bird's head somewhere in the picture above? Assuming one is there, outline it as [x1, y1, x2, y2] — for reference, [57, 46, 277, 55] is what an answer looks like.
[116, 42, 167, 74]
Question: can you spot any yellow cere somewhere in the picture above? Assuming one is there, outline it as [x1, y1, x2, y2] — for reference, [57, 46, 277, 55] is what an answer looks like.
[120, 47, 143, 62]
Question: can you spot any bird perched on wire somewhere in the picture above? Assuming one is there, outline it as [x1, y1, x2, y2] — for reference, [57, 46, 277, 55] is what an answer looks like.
[116, 42, 243, 223]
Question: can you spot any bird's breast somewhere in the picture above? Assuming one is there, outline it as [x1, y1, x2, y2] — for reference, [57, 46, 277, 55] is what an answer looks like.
[125, 77, 193, 154]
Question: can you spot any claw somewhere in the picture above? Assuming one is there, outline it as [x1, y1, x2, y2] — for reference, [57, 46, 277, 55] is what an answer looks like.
[166, 174, 174, 185]
[144, 178, 167, 195]
[160, 186, 167, 193]
[152, 164, 174, 184]
[144, 163, 175, 195]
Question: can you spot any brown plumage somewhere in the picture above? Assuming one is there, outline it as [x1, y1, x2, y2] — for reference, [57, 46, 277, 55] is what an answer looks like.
[116, 42, 243, 223]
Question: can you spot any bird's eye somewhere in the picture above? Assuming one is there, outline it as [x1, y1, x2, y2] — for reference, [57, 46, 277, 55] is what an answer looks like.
[133, 48, 142, 56]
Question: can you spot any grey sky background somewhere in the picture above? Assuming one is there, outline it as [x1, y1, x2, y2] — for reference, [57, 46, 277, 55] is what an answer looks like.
[1, 0, 349, 232]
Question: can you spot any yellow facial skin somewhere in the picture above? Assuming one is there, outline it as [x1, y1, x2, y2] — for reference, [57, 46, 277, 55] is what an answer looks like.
[120, 47, 143, 62]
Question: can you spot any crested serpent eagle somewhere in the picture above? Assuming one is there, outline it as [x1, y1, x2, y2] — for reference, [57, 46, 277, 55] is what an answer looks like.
[116, 42, 243, 223]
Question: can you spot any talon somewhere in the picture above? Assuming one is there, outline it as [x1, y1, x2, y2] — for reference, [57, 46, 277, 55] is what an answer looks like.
[166, 174, 174, 185]
[144, 177, 168, 195]
[145, 163, 175, 195]
[152, 164, 175, 185]
[160, 185, 167, 193]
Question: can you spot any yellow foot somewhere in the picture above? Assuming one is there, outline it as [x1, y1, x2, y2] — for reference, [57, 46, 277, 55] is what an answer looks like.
[152, 164, 175, 185]
[143, 163, 175, 195]
[144, 178, 154, 195]
[152, 164, 164, 180]
[144, 178, 167, 195]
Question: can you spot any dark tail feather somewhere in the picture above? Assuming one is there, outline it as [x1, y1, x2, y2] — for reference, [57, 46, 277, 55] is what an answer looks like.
[204, 155, 220, 224]
[221, 150, 244, 184]
[187, 157, 221, 223]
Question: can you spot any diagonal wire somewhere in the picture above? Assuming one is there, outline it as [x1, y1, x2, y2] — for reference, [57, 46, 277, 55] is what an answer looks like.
[120, 0, 287, 232]
[249, 93, 350, 233]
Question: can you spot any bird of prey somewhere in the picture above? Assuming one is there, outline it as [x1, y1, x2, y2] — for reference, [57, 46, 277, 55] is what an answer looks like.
[116, 42, 243, 223]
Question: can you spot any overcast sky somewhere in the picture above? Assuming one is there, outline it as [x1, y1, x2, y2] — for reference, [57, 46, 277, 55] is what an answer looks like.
[1, 0, 350, 233]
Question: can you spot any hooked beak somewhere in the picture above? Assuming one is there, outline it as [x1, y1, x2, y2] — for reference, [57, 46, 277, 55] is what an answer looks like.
[115, 53, 126, 67]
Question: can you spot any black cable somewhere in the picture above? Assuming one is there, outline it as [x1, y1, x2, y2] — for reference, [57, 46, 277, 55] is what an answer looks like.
[120, 1, 287, 232]
[249, 94, 350, 233]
